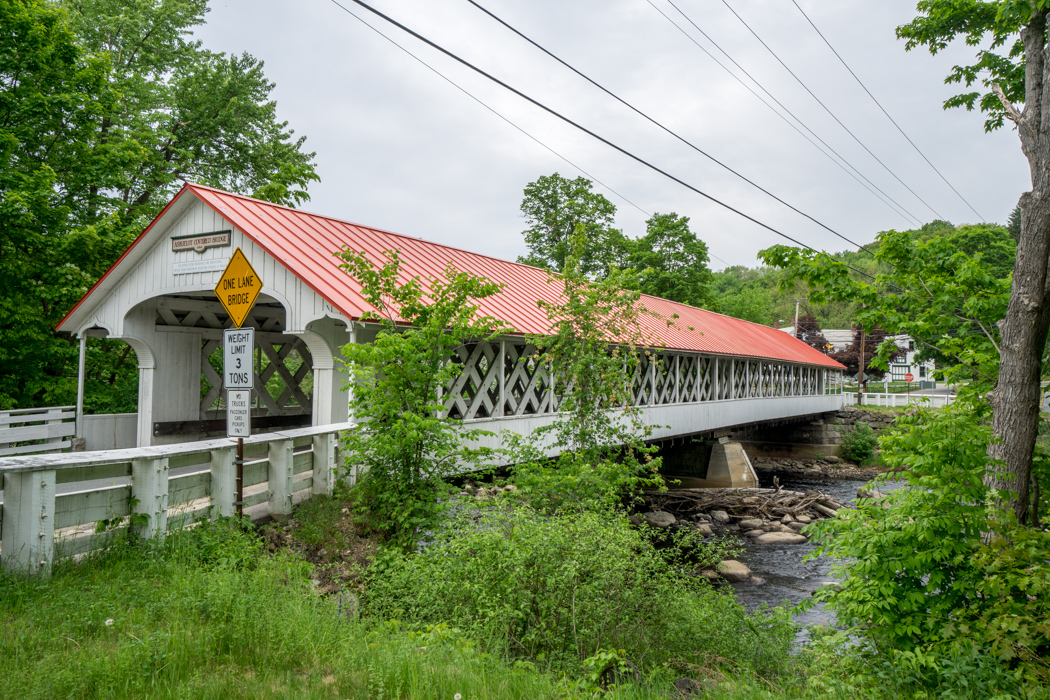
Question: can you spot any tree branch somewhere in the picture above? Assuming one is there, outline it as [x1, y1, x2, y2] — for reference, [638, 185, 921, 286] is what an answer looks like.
[992, 82, 1022, 124]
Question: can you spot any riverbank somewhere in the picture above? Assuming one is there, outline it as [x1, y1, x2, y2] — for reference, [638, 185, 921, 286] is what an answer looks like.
[752, 456, 889, 481]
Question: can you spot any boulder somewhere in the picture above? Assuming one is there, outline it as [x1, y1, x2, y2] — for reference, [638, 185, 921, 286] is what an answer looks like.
[700, 569, 720, 581]
[786, 521, 807, 532]
[796, 515, 812, 524]
[643, 511, 677, 529]
[744, 529, 765, 537]
[670, 677, 703, 698]
[710, 510, 730, 523]
[738, 518, 764, 530]
[628, 514, 644, 526]
[754, 532, 807, 545]
[857, 486, 885, 499]
[717, 559, 752, 582]
[502, 484, 518, 493]
[825, 455, 840, 464]
[693, 523, 714, 537]
[781, 514, 795, 524]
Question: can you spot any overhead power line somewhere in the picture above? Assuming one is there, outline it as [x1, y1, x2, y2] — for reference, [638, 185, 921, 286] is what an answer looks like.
[788, 0, 986, 222]
[326, 0, 649, 218]
[463, 0, 877, 256]
[650, 0, 923, 228]
[325, 0, 884, 283]
[718, 0, 947, 221]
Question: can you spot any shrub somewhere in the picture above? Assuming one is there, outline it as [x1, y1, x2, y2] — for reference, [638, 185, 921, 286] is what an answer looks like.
[337, 249, 509, 547]
[839, 422, 877, 462]
[807, 403, 1050, 687]
[364, 507, 793, 677]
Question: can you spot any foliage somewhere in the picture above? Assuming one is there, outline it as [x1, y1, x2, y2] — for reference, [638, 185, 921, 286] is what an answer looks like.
[838, 422, 878, 463]
[0, 0, 318, 410]
[2, 520, 672, 700]
[794, 312, 831, 352]
[517, 172, 625, 277]
[760, 227, 1011, 389]
[364, 506, 793, 678]
[337, 248, 509, 547]
[896, 0, 1031, 132]
[627, 212, 713, 307]
[805, 403, 1050, 686]
[828, 324, 905, 381]
[507, 233, 662, 512]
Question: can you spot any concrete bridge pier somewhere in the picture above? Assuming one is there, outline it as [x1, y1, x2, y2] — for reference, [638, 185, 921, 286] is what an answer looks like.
[658, 437, 759, 489]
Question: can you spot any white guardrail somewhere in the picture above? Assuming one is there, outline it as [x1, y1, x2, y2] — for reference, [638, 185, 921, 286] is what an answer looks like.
[0, 422, 354, 576]
[841, 392, 955, 408]
[0, 406, 76, 457]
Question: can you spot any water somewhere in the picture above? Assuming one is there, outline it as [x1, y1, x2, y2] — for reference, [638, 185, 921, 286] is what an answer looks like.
[697, 472, 900, 636]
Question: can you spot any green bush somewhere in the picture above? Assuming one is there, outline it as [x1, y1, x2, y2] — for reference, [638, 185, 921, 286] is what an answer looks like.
[364, 507, 793, 677]
[807, 403, 1050, 688]
[839, 422, 878, 462]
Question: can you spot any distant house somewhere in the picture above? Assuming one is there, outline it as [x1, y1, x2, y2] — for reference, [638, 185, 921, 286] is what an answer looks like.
[779, 326, 935, 381]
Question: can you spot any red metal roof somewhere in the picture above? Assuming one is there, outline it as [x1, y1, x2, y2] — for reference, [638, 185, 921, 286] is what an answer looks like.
[62, 183, 844, 369]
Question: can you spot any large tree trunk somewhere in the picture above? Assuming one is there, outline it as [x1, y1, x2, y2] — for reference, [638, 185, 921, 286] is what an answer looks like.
[987, 10, 1050, 524]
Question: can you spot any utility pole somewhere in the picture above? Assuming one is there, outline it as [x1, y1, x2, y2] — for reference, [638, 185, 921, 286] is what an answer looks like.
[857, 327, 865, 406]
[793, 299, 801, 336]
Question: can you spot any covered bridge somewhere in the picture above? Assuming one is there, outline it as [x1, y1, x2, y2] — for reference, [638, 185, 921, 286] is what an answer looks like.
[56, 183, 846, 452]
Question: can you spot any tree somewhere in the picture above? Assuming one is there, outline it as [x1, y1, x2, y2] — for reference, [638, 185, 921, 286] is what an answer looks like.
[337, 248, 509, 546]
[509, 232, 662, 512]
[627, 212, 713, 307]
[828, 324, 905, 381]
[0, 0, 115, 407]
[517, 173, 625, 277]
[898, 2, 1050, 522]
[0, 0, 318, 409]
[1008, 204, 1022, 242]
[794, 312, 832, 353]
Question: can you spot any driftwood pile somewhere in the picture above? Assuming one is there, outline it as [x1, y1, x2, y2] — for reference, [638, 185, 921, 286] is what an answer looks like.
[642, 486, 848, 522]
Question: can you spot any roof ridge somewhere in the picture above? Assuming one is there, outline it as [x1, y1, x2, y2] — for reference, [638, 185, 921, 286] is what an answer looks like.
[186, 183, 788, 335]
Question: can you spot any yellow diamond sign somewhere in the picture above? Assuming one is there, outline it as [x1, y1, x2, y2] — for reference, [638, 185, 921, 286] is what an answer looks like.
[214, 248, 262, 329]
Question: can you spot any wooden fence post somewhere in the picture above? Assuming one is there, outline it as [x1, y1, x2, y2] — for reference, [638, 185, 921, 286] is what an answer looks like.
[210, 446, 237, 519]
[131, 457, 168, 539]
[312, 432, 337, 497]
[268, 439, 294, 522]
[1, 469, 56, 575]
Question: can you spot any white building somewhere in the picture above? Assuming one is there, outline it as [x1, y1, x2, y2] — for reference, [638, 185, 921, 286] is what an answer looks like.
[780, 326, 935, 381]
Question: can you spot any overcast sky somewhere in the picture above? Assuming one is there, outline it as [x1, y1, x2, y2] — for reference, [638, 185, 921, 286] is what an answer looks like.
[194, 0, 1029, 270]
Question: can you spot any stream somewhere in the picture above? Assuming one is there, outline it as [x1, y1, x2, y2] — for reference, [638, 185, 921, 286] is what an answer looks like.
[699, 471, 900, 636]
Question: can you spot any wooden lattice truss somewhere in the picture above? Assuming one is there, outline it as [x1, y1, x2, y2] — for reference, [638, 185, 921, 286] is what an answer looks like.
[154, 297, 313, 418]
[441, 337, 836, 421]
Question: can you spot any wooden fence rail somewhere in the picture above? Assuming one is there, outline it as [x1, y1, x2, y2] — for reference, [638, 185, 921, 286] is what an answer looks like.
[0, 422, 353, 576]
[0, 406, 76, 457]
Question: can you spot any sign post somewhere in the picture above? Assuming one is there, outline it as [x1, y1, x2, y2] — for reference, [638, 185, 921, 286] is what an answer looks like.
[215, 248, 262, 518]
[904, 372, 914, 402]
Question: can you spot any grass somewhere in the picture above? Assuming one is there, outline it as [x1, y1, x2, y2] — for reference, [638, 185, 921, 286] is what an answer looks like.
[0, 519, 672, 700]
[1, 496, 1038, 700]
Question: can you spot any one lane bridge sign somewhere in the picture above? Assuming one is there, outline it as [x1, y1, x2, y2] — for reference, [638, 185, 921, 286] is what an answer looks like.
[223, 327, 255, 390]
[214, 247, 262, 329]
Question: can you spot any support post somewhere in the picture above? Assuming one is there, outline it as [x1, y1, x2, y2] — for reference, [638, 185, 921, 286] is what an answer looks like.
[674, 355, 680, 403]
[75, 335, 86, 440]
[312, 431, 337, 497]
[131, 457, 169, 539]
[857, 328, 866, 406]
[1, 469, 56, 575]
[729, 359, 735, 400]
[268, 439, 294, 523]
[498, 340, 506, 417]
[210, 445, 237, 519]
[712, 357, 719, 401]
